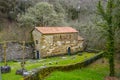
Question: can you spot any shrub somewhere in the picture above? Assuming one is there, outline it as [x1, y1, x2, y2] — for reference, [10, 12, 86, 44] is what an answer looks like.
[17, 2, 67, 27]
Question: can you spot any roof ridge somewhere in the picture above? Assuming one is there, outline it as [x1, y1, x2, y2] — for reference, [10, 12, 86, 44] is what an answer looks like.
[35, 27, 78, 34]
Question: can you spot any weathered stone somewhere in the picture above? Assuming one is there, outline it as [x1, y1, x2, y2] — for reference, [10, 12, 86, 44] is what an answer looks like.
[57, 41, 62, 46]
[16, 69, 23, 75]
[78, 53, 83, 56]
[0, 42, 33, 61]
[40, 66, 47, 69]
[16, 69, 27, 75]
[66, 41, 70, 44]
[27, 60, 36, 64]
[32, 27, 84, 58]
[61, 57, 67, 59]
[1, 66, 11, 73]
[71, 56, 76, 59]
[23, 71, 30, 77]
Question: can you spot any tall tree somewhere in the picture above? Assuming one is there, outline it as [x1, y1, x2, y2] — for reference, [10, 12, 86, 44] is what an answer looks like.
[17, 2, 66, 27]
[97, 0, 120, 76]
[0, 0, 17, 20]
[0, 0, 33, 21]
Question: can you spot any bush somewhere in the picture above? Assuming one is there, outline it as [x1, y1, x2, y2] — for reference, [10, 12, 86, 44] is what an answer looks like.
[18, 2, 67, 27]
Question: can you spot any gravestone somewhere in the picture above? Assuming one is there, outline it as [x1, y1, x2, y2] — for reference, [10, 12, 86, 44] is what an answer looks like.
[78, 53, 83, 56]
[16, 68, 27, 75]
[1, 66, 11, 73]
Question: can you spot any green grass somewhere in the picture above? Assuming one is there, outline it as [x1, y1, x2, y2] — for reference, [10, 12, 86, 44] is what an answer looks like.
[0, 52, 96, 80]
[45, 69, 106, 80]
[45, 59, 120, 80]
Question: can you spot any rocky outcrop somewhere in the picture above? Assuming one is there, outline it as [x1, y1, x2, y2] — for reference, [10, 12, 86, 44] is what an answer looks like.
[0, 42, 34, 61]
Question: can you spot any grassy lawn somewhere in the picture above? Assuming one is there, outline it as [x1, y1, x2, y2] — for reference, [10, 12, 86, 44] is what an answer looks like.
[0, 52, 96, 80]
[45, 59, 120, 80]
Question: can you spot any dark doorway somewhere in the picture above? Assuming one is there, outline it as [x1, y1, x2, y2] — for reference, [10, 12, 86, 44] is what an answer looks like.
[36, 51, 40, 59]
[68, 47, 71, 55]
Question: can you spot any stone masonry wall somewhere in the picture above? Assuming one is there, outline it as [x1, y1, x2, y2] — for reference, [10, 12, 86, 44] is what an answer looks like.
[40, 33, 84, 57]
[0, 42, 34, 61]
[32, 29, 84, 58]
[32, 29, 42, 50]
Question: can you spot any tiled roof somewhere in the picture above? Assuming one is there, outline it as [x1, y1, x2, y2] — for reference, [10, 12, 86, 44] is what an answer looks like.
[35, 27, 78, 34]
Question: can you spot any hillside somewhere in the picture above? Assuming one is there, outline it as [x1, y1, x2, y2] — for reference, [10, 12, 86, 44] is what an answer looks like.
[0, 1, 120, 80]
[0, 0, 120, 51]
[0, 0, 100, 41]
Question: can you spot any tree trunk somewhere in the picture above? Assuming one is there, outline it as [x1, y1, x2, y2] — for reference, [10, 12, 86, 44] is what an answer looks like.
[107, 0, 115, 75]
[107, 27, 115, 76]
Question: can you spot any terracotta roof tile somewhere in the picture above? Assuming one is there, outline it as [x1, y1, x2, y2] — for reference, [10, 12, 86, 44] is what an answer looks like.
[35, 27, 78, 34]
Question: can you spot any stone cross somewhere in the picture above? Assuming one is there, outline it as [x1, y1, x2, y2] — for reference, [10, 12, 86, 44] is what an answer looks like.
[21, 41, 25, 70]
[0, 67, 2, 80]
[3, 42, 7, 66]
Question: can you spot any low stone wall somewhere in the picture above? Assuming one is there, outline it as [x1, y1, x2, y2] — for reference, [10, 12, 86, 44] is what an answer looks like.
[0, 42, 34, 61]
[24, 52, 103, 80]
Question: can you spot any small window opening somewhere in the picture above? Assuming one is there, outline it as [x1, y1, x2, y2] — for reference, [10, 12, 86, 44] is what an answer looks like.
[36, 40, 38, 44]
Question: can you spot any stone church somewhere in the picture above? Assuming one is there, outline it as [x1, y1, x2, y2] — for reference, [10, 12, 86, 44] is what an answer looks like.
[32, 27, 84, 58]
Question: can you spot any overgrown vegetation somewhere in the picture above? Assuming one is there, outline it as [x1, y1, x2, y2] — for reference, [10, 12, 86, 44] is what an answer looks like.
[45, 59, 120, 80]
[0, 0, 120, 52]
[18, 2, 66, 27]
[97, 0, 120, 76]
[0, 0, 33, 21]
[0, 0, 120, 79]
[45, 67, 108, 80]
[0, 52, 96, 80]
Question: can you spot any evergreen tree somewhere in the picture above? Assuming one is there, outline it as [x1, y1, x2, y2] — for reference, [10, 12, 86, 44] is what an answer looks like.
[97, 0, 120, 76]
[0, 0, 33, 21]
[0, 0, 17, 19]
